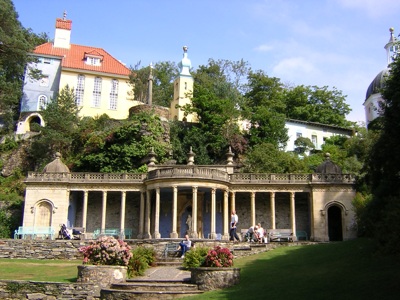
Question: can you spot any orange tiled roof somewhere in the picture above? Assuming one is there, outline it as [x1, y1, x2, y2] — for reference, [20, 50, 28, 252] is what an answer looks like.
[33, 43, 131, 77]
[55, 18, 72, 30]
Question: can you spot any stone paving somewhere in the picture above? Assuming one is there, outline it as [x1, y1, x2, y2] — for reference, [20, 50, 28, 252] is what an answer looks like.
[139, 265, 191, 281]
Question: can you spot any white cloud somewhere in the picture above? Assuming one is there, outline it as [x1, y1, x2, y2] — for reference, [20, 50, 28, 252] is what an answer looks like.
[272, 57, 317, 77]
[254, 44, 273, 52]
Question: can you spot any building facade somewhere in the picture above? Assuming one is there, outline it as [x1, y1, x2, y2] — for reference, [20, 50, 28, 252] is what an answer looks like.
[17, 13, 138, 134]
[22, 152, 357, 242]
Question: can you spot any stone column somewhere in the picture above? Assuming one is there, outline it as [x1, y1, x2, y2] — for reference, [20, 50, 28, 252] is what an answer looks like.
[120, 191, 126, 239]
[210, 188, 216, 239]
[143, 190, 151, 239]
[230, 191, 236, 212]
[153, 187, 161, 239]
[223, 189, 229, 240]
[82, 190, 88, 234]
[101, 191, 107, 234]
[192, 186, 198, 238]
[137, 191, 145, 239]
[171, 186, 178, 238]
[290, 192, 297, 240]
[270, 192, 276, 229]
[250, 192, 256, 226]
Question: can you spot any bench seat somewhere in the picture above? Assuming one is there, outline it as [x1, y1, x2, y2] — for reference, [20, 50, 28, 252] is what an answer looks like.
[267, 229, 294, 242]
[14, 226, 55, 240]
[93, 228, 132, 239]
[163, 242, 181, 258]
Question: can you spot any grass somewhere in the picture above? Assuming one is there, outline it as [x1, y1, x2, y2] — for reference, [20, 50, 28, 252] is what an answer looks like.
[0, 238, 399, 299]
[183, 238, 400, 300]
[0, 258, 81, 282]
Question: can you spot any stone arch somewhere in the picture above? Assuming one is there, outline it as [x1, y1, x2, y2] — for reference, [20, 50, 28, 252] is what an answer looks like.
[33, 199, 55, 228]
[16, 113, 45, 134]
[324, 201, 346, 241]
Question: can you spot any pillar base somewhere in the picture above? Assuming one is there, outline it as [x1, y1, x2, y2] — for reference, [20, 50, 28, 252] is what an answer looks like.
[170, 232, 178, 238]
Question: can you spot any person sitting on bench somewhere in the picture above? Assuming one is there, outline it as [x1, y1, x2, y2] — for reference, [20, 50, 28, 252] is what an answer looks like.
[178, 234, 192, 258]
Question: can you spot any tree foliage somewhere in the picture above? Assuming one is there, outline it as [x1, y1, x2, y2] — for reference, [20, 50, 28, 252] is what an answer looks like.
[284, 85, 353, 127]
[27, 86, 80, 170]
[363, 46, 400, 254]
[243, 70, 288, 148]
[0, 0, 48, 132]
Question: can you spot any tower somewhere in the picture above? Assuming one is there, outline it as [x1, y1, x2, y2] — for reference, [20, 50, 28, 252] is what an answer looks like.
[170, 46, 197, 122]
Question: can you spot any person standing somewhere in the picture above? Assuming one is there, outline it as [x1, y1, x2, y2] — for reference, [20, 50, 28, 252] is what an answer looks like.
[230, 210, 240, 242]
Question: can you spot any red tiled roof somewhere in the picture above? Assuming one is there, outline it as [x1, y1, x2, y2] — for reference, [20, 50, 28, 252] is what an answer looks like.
[34, 43, 131, 76]
[55, 18, 72, 30]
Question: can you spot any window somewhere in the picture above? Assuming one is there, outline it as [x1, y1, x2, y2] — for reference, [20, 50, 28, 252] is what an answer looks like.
[92, 77, 102, 107]
[75, 75, 85, 106]
[86, 56, 101, 66]
[38, 95, 48, 110]
[38, 57, 52, 64]
[296, 132, 302, 138]
[312, 135, 317, 147]
[109, 79, 118, 110]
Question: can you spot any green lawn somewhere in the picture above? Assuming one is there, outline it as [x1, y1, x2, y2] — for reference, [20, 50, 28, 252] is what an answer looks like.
[0, 258, 81, 282]
[0, 238, 399, 299]
[183, 238, 400, 300]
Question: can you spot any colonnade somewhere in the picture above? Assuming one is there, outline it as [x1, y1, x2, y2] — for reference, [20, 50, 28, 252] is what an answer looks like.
[75, 187, 299, 240]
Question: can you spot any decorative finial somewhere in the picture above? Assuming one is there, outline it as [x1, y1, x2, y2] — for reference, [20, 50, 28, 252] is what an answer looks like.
[183, 46, 188, 53]
[63, 10, 67, 20]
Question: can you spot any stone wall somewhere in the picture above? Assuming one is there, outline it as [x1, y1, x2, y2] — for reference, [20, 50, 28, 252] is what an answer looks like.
[0, 280, 95, 300]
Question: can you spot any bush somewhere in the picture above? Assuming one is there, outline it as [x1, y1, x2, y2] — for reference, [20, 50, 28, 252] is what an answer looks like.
[202, 246, 234, 268]
[128, 246, 156, 277]
[78, 236, 132, 266]
[182, 246, 211, 269]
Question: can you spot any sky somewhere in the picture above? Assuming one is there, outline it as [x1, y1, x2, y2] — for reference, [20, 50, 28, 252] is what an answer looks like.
[11, 0, 400, 124]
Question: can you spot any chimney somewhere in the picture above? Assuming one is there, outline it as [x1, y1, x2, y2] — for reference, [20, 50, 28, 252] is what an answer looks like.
[54, 11, 72, 49]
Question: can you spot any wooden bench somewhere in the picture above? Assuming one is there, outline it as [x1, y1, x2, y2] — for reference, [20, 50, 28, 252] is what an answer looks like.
[14, 226, 55, 240]
[93, 228, 132, 239]
[267, 229, 294, 242]
[296, 230, 308, 241]
[163, 242, 181, 258]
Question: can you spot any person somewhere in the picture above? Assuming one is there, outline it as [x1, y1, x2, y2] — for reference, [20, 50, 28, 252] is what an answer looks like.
[178, 234, 192, 258]
[257, 223, 266, 243]
[229, 210, 240, 242]
[245, 225, 259, 242]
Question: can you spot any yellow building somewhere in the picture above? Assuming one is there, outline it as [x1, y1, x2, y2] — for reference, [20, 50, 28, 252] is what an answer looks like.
[17, 13, 139, 134]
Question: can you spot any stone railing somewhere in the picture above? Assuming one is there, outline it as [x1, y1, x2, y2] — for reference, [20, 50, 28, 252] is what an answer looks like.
[26, 172, 146, 183]
[230, 173, 355, 184]
[25, 170, 355, 185]
[147, 167, 230, 182]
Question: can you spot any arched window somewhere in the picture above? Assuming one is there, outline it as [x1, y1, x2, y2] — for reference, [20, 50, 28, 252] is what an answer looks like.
[76, 75, 85, 106]
[109, 79, 118, 110]
[38, 95, 48, 110]
[92, 77, 102, 107]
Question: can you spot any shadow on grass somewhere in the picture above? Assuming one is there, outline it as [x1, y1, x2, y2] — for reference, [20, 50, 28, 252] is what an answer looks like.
[184, 238, 400, 300]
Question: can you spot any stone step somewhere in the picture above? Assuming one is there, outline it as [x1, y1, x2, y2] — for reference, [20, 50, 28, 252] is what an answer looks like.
[111, 282, 199, 292]
[156, 260, 183, 267]
[100, 288, 204, 299]
[126, 279, 191, 284]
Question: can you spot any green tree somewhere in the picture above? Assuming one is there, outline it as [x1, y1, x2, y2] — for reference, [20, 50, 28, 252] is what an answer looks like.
[294, 136, 315, 154]
[74, 111, 170, 172]
[0, 0, 47, 132]
[284, 85, 353, 127]
[243, 70, 288, 148]
[364, 46, 400, 254]
[129, 61, 178, 107]
[27, 85, 80, 170]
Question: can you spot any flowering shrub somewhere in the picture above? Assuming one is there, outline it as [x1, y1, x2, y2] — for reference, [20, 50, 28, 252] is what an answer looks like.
[79, 236, 132, 266]
[202, 246, 234, 268]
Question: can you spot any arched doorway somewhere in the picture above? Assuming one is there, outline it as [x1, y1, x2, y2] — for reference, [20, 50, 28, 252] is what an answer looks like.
[28, 116, 42, 131]
[328, 205, 343, 241]
[34, 201, 52, 227]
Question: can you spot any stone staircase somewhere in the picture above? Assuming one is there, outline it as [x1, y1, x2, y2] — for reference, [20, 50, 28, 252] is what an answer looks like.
[99, 241, 302, 299]
[100, 257, 203, 299]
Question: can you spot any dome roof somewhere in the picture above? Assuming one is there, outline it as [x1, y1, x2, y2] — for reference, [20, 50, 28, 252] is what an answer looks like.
[42, 152, 70, 173]
[315, 153, 342, 174]
[365, 68, 389, 100]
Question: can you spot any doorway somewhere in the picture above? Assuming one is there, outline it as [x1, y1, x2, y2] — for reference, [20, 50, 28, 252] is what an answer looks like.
[328, 205, 343, 241]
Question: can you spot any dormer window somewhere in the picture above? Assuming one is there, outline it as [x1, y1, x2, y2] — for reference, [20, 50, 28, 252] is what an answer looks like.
[84, 51, 103, 66]
[86, 56, 101, 66]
